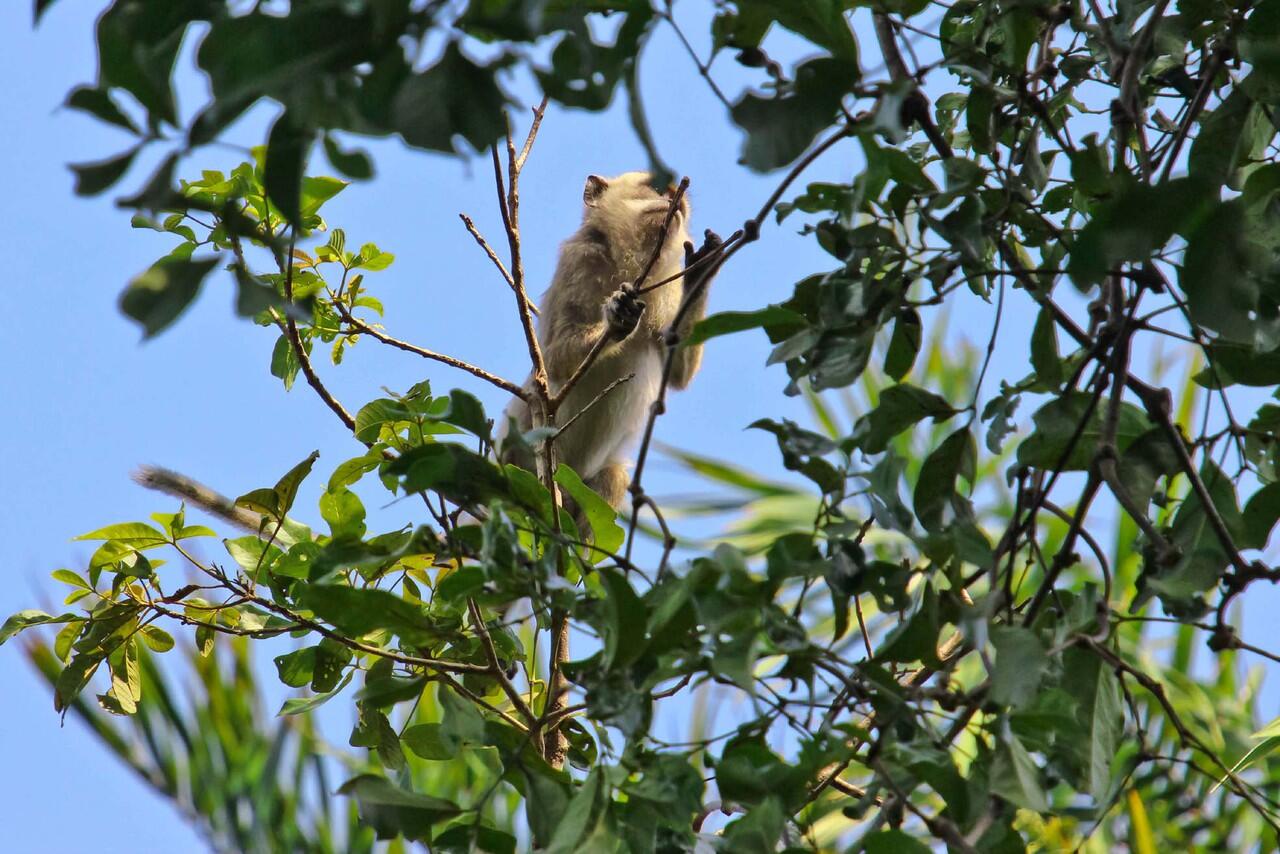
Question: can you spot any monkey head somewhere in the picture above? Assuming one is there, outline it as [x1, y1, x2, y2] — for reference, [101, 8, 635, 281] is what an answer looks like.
[581, 172, 691, 254]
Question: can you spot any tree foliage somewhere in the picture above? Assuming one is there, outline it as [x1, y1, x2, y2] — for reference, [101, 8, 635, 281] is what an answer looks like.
[13, 0, 1280, 850]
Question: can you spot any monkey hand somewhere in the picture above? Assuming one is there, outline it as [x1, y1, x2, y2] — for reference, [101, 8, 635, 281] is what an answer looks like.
[604, 284, 645, 341]
[683, 228, 725, 292]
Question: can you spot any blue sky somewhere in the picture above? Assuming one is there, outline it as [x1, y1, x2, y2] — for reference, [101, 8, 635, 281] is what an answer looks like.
[4, 3, 1278, 852]
[0, 4, 859, 849]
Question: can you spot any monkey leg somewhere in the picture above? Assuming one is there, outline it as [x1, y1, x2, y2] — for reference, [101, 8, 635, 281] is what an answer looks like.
[564, 461, 630, 542]
[585, 461, 630, 511]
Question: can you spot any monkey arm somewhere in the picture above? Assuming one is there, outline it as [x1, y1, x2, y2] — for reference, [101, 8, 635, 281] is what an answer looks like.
[543, 307, 612, 388]
[539, 238, 626, 389]
[667, 230, 723, 390]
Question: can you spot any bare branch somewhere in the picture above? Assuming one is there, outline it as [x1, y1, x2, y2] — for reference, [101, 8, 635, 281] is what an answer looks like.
[555, 371, 635, 436]
[274, 233, 356, 432]
[468, 599, 536, 724]
[633, 176, 690, 290]
[336, 304, 526, 398]
[458, 212, 536, 314]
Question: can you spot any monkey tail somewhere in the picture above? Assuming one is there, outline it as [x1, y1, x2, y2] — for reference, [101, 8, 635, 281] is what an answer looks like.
[133, 465, 265, 535]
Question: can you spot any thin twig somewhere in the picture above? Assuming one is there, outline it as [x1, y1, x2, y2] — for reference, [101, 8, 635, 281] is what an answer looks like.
[271, 233, 356, 431]
[491, 142, 550, 400]
[458, 213, 536, 315]
[622, 127, 853, 564]
[660, 8, 733, 110]
[337, 305, 525, 398]
[636, 228, 744, 296]
[550, 335, 611, 410]
[633, 177, 690, 289]
[555, 372, 635, 436]
[515, 96, 550, 172]
[468, 599, 536, 723]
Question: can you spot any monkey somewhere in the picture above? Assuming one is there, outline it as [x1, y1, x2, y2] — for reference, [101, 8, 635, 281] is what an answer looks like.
[136, 173, 721, 532]
[497, 171, 722, 511]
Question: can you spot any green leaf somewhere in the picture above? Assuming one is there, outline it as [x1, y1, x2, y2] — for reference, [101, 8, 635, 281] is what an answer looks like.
[119, 252, 219, 338]
[734, 0, 859, 60]
[853, 384, 957, 454]
[329, 449, 384, 491]
[1068, 177, 1215, 288]
[435, 389, 489, 438]
[1242, 482, 1280, 549]
[233, 265, 285, 318]
[1117, 428, 1181, 513]
[751, 417, 842, 493]
[1213, 715, 1280, 794]
[271, 334, 301, 390]
[544, 768, 607, 854]
[684, 306, 806, 347]
[991, 729, 1049, 812]
[864, 829, 933, 854]
[912, 428, 975, 532]
[224, 537, 283, 580]
[35, 0, 60, 23]
[265, 110, 311, 227]
[138, 625, 174, 653]
[723, 796, 785, 852]
[94, 2, 188, 125]
[1150, 461, 1246, 605]
[1087, 661, 1123, 800]
[297, 585, 446, 645]
[74, 521, 167, 543]
[51, 569, 90, 589]
[1067, 133, 1110, 197]
[402, 723, 456, 760]
[273, 449, 320, 517]
[64, 85, 140, 134]
[555, 465, 624, 555]
[310, 638, 350, 692]
[323, 133, 373, 180]
[990, 626, 1047, 709]
[279, 671, 353, 715]
[732, 57, 856, 171]
[1030, 306, 1063, 389]
[439, 687, 487, 751]
[1, 610, 74, 645]
[883, 308, 922, 381]
[70, 144, 142, 196]
[877, 584, 944, 667]
[351, 704, 406, 770]
[299, 176, 348, 219]
[1017, 392, 1152, 472]
[274, 646, 317, 688]
[432, 824, 517, 854]
[1181, 199, 1261, 344]
[353, 243, 395, 271]
[982, 390, 1020, 454]
[392, 42, 508, 154]
[1189, 87, 1254, 189]
[320, 488, 367, 541]
[387, 443, 509, 506]
[595, 568, 647, 671]
[55, 651, 103, 712]
[336, 774, 461, 841]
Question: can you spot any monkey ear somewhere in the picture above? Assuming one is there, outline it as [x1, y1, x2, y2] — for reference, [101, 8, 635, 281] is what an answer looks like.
[583, 174, 608, 207]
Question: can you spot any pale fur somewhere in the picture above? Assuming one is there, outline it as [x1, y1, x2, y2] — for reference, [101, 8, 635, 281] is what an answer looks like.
[499, 171, 713, 507]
